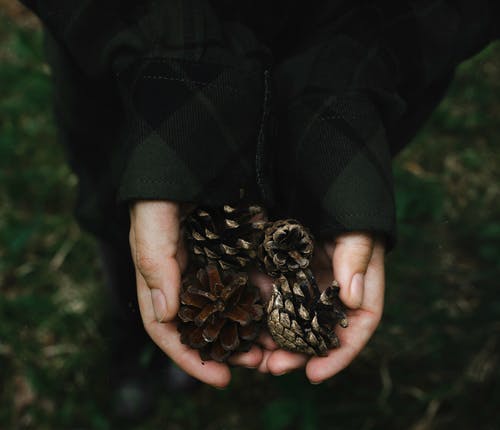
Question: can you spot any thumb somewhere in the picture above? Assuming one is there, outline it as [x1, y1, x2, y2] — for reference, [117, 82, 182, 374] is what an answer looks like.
[129, 200, 182, 322]
[328, 232, 374, 309]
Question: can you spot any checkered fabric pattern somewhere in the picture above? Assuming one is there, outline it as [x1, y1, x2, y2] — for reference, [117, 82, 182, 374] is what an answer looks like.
[21, 0, 499, 248]
[115, 56, 267, 206]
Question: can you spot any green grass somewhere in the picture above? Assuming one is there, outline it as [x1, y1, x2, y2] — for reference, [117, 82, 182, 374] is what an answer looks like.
[1, 9, 500, 430]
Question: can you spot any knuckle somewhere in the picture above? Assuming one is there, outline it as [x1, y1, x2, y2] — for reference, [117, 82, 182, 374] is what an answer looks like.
[136, 253, 160, 277]
[163, 241, 179, 259]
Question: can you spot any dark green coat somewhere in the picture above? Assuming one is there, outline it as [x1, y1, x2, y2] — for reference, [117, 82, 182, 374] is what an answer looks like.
[20, 0, 500, 248]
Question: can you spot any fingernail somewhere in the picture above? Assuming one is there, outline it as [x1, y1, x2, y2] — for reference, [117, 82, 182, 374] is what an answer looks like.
[310, 380, 323, 385]
[214, 385, 227, 391]
[151, 288, 167, 322]
[350, 273, 365, 308]
[273, 371, 288, 376]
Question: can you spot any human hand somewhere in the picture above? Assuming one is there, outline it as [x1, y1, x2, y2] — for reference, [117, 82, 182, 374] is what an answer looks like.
[252, 232, 385, 383]
[129, 200, 263, 388]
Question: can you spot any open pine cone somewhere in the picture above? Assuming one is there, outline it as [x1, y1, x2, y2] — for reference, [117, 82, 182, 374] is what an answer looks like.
[267, 269, 348, 356]
[177, 264, 263, 362]
[184, 204, 266, 271]
[258, 219, 314, 276]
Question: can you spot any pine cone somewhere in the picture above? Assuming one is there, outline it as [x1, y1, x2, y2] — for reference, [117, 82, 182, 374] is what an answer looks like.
[259, 219, 314, 276]
[184, 204, 266, 271]
[266, 269, 348, 356]
[178, 264, 263, 362]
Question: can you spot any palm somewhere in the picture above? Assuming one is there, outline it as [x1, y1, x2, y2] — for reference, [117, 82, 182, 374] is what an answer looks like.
[249, 237, 385, 382]
[131, 201, 262, 388]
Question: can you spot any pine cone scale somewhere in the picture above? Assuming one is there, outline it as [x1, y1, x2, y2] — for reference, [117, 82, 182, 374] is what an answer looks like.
[209, 340, 231, 362]
[194, 301, 224, 326]
[180, 291, 208, 308]
[223, 305, 252, 326]
[220, 323, 239, 351]
[186, 326, 208, 349]
[202, 317, 225, 342]
[188, 284, 216, 301]
[178, 306, 198, 323]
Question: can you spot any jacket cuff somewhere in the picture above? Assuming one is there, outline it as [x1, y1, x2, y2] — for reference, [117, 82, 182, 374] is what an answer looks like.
[116, 57, 266, 206]
[274, 92, 397, 249]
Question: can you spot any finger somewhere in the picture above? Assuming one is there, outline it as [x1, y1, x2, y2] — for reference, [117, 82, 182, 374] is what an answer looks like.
[149, 322, 232, 388]
[257, 331, 279, 351]
[266, 349, 308, 376]
[306, 242, 385, 383]
[305, 313, 376, 383]
[358, 240, 385, 315]
[331, 232, 374, 309]
[136, 269, 231, 387]
[130, 201, 181, 321]
[228, 345, 263, 369]
[257, 350, 273, 374]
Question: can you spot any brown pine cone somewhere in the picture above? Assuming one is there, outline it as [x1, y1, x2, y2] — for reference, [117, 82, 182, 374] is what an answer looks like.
[177, 264, 263, 362]
[184, 204, 266, 271]
[258, 219, 314, 276]
[266, 269, 348, 356]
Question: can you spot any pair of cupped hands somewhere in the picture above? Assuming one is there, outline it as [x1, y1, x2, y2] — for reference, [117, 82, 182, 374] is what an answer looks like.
[129, 200, 386, 388]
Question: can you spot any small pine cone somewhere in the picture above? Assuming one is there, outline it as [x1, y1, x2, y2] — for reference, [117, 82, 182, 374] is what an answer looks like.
[258, 219, 314, 276]
[184, 204, 266, 271]
[178, 264, 263, 362]
[266, 269, 348, 356]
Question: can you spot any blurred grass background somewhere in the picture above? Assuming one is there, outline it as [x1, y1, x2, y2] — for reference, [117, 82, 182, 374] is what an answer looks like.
[1, 3, 500, 429]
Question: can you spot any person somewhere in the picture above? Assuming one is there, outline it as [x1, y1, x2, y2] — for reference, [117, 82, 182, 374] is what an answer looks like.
[19, 0, 499, 394]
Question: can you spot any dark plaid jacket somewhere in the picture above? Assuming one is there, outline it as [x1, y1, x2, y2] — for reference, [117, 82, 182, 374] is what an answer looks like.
[20, 0, 500, 248]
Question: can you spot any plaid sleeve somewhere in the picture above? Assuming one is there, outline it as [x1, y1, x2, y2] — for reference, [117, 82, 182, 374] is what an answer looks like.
[115, 54, 267, 205]
[21, 0, 270, 207]
[271, 0, 498, 249]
